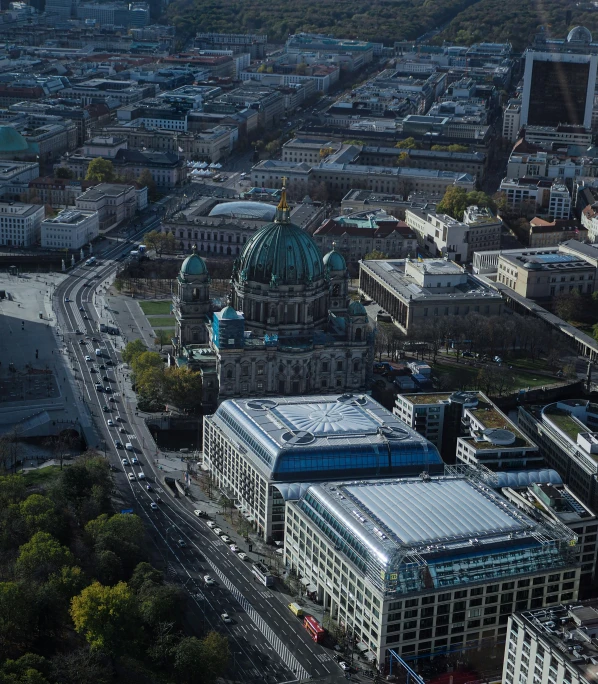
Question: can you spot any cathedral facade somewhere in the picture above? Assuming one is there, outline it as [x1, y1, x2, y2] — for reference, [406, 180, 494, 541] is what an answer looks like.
[172, 187, 372, 407]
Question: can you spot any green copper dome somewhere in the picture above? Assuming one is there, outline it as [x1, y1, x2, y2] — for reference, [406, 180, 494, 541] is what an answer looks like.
[180, 247, 208, 277]
[0, 126, 28, 153]
[323, 245, 346, 272]
[348, 300, 367, 316]
[234, 188, 323, 286]
[220, 305, 240, 319]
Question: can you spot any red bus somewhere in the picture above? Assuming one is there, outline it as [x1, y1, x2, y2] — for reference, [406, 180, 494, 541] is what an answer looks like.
[303, 615, 325, 643]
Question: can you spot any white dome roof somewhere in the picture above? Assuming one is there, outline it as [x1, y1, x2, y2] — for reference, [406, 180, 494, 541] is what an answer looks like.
[567, 26, 592, 43]
[208, 202, 277, 221]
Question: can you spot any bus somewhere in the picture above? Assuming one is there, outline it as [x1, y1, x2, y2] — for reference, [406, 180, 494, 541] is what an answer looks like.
[303, 615, 325, 643]
[251, 562, 274, 587]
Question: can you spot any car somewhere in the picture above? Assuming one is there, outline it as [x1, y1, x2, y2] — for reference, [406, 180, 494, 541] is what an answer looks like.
[75, 329, 82, 334]
[146, 484, 152, 491]
[193, 509, 204, 517]
[99, 364, 106, 369]
[121, 458, 129, 465]
[119, 427, 126, 434]
[84, 355, 91, 361]
[334, 654, 344, 662]
[221, 613, 232, 624]
[109, 397, 115, 403]
[220, 535, 231, 544]
[90, 367, 97, 373]
[92, 337, 98, 342]
[494, 356, 502, 363]
[83, 315, 88, 320]
[204, 575, 215, 586]
[128, 473, 135, 481]
[79, 307, 84, 312]
[117, 416, 124, 422]
[238, 552, 248, 561]
[177, 539, 187, 548]
[229, 544, 239, 553]
[131, 457, 139, 465]
[206, 521, 216, 529]
[106, 360, 113, 366]
[115, 441, 123, 449]
[339, 662, 350, 672]
[102, 405, 109, 412]
[107, 419, 114, 426]
[213, 527, 222, 535]
[64, 297, 70, 302]
[150, 502, 158, 510]
[104, 387, 111, 393]
[102, 375, 110, 381]
[79, 339, 87, 345]
[462, 351, 474, 358]
[95, 383, 102, 390]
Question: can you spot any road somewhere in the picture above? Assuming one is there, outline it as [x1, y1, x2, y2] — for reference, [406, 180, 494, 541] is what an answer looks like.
[51, 237, 339, 684]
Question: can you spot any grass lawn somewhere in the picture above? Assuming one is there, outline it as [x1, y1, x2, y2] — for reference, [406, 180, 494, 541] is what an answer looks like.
[22, 465, 63, 486]
[153, 328, 175, 338]
[433, 361, 555, 391]
[139, 301, 171, 315]
[146, 316, 175, 327]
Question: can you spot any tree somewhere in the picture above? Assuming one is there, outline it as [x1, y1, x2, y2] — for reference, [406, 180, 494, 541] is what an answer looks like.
[554, 291, 582, 322]
[50, 649, 111, 684]
[131, 351, 163, 379]
[70, 581, 138, 656]
[54, 167, 74, 179]
[154, 329, 171, 351]
[122, 339, 147, 366]
[137, 169, 157, 200]
[85, 158, 116, 183]
[0, 583, 33, 660]
[174, 633, 229, 684]
[0, 653, 50, 684]
[18, 494, 60, 538]
[394, 137, 419, 149]
[15, 531, 73, 583]
[138, 584, 184, 628]
[364, 250, 388, 260]
[437, 186, 496, 221]
[129, 562, 163, 594]
[163, 367, 203, 412]
[85, 513, 145, 575]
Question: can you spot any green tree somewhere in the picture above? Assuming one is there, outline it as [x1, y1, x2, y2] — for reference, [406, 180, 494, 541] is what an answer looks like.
[18, 494, 60, 538]
[70, 581, 138, 656]
[437, 187, 496, 221]
[0, 653, 50, 684]
[364, 250, 388, 260]
[154, 329, 171, 351]
[174, 633, 229, 684]
[138, 584, 184, 628]
[137, 169, 157, 200]
[163, 366, 203, 412]
[50, 649, 111, 684]
[0, 583, 33, 660]
[54, 167, 74, 179]
[131, 351, 163, 379]
[86, 513, 146, 574]
[122, 339, 147, 366]
[15, 532, 73, 583]
[555, 291, 582, 322]
[199, 631, 230, 683]
[0, 475, 25, 506]
[85, 158, 116, 183]
[129, 562, 163, 594]
[394, 137, 419, 149]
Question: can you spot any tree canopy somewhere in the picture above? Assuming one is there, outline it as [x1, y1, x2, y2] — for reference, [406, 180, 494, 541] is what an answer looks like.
[436, 186, 496, 221]
[85, 159, 116, 183]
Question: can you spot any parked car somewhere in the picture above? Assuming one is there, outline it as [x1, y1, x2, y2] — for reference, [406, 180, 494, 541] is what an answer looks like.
[229, 544, 239, 553]
[339, 662, 350, 672]
[213, 527, 222, 535]
[238, 552, 248, 561]
[206, 521, 216, 529]
[221, 535, 231, 544]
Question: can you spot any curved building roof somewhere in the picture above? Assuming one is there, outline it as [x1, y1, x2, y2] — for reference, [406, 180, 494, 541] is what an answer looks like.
[180, 248, 208, 277]
[494, 469, 563, 488]
[348, 300, 367, 316]
[233, 188, 324, 286]
[0, 126, 28, 152]
[208, 394, 443, 481]
[323, 247, 347, 272]
[567, 26, 592, 43]
[208, 201, 277, 221]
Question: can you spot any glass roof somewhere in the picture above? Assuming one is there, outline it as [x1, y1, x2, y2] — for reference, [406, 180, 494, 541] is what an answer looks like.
[272, 402, 378, 436]
[208, 201, 276, 221]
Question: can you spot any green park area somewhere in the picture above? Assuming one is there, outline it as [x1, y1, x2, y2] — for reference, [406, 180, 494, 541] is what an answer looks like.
[147, 316, 175, 327]
[139, 301, 171, 315]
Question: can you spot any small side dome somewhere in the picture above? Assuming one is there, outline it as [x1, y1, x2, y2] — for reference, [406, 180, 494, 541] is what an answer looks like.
[220, 305, 239, 319]
[348, 300, 366, 316]
[180, 245, 208, 277]
[323, 243, 347, 272]
[567, 26, 592, 43]
[0, 126, 28, 153]
[523, 259, 542, 270]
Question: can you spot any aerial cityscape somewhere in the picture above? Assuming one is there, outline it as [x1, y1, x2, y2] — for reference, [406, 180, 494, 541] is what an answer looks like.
[5, 3, 598, 684]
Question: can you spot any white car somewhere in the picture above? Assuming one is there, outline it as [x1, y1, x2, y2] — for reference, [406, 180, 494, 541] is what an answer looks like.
[128, 473, 135, 481]
[220, 535, 231, 544]
[150, 502, 158, 510]
[121, 458, 129, 466]
[339, 662, 350, 672]
[206, 521, 216, 529]
[238, 552, 248, 561]
[213, 527, 222, 535]
[229, 544, 239, 553]
[193, 509, 204, 517]
[84, 355, 91, 361]
[221, 613, 232, 624]
[204, 575, 215, 586]
[107, 419, 114, 426]
[131, 457, 139, 465]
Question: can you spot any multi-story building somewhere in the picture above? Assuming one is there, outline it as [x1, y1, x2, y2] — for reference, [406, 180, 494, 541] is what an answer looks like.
[462, 205, 502, 253]
[519, 400, 598, 514]
[214, 84, 284, 129]
[358, 258, 504, 333]
[549, 182, 572, 219]
[503, 99, 522, 143]
[312, 211, 417, 263]
[521, 27, 598, 129]
[405, 209, 469, 262]
[503, 603, 598, 684]
[340, 190, 438, 218]
[203, 394, 444, 542]
[528, 218, 587, 248]
[195, 32, 267, 59]
[41, 208, 99, 249]
[75, 183, 137, 230]
[286, 33, 374, 67]
[0, 201, 44, 246]
[77, 2, 150, 27]
[496, 249, 597, 299]
[28, 177, 82, 207]
[524, 124, 593, 149]
[285, 473, 579, 666]
[500, 178, 572, 218]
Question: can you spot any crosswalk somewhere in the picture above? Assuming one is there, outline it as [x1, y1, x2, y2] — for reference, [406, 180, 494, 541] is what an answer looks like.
[206, 560, 310, 680]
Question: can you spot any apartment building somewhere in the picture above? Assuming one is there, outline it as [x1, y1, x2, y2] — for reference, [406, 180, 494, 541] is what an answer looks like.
[528, 218, 587, 248]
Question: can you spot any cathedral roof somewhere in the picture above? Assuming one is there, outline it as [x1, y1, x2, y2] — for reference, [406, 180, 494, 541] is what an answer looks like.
[180, 247, 208, 277]
[233, 185, 324, 286]
[323, 244, 347, 272]
[220, 304, 240, 319]
[348, 300, 367, 316]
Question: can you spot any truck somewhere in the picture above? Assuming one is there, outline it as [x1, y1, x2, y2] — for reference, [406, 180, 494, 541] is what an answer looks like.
[288, 602, 304, 617]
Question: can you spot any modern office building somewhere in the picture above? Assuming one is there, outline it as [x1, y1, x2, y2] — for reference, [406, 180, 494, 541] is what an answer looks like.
[521, 27, 598, 129]
[284, 473, 580, 666]
[405, 209, 469, 262]
[503, 602, 598, 684]
[41, 209, 99, 250]
[358, 258, 503, 333]
[503, 99, 522, 143]
[203, 394, 444, 541]
[519, 400, 598, 514]
[0, 201, 44, 247]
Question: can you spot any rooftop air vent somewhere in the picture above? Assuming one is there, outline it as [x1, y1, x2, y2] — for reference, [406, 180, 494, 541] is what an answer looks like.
[246, 399, 278, 410]
[281, 430, 316, 446]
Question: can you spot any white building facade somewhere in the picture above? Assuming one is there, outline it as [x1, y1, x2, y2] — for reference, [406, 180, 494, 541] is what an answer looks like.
[0, 201, 44, 247]
[41, 209, 99, 249]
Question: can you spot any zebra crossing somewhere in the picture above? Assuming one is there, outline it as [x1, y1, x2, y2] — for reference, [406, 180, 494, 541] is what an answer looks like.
[206, 560, 310, 680]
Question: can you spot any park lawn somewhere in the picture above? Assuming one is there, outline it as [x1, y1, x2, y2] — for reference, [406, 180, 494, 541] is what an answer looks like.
[432, 361, 554, 392]
[139, 301, 171, 315]
[147, 316, 175, 327]
[22, 465, 63, 486]
[154, 328, 175, 338]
